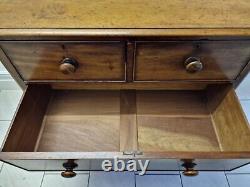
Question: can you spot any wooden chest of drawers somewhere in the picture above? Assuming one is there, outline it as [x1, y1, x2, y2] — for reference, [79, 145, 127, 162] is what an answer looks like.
[0, 0, 250, 177]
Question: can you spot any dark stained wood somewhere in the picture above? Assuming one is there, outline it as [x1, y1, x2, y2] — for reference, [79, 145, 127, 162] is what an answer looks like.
[3, 85, 52, 152]
[0, 40, 249, 86]
[234, 60, 250, 88]
[125, 41, 135, 82]
[0, 42, 125, 81]
[0, 47, 26, 89]
[50, 81, 209, 90]
[120, 90, 138, 152]
[135, 41, 250, 81]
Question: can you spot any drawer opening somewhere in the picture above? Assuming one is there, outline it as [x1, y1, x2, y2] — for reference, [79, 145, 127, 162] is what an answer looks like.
[2, 84, 250, 153]
[137, 85, 250, 152]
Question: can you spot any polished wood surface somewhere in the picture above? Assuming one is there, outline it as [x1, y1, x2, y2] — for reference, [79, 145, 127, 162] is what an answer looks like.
[1, 40, 249, 85]
[46, 81, 209, 90]
[135, 41, 250, 81]
[125, 42, 135, 82]
[0, 42, 125, 81]
[0, 0, 250, 173]
[0, 0, 250, 29]
[2, 29, 250, 41]
[0, 47, 26, 89]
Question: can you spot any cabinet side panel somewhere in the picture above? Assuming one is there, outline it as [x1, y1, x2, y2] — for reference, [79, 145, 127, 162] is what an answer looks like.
[2, 85, 52, 152]
[210, 87, 250, 151]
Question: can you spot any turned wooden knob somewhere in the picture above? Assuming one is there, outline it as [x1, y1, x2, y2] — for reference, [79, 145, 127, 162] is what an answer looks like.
[61, 160, 78, 178]
[184, 57, 203, 73]
[59, 58, 78, 74]
[181, 159, 199, 177]
[61, 170, 77, 178]
[182, 168, 199, 176]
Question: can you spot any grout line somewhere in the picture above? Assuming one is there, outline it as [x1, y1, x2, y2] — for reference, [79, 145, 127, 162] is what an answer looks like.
[179, 171, 184, 187]
[39, 172, 46, 187]
[225, 172, 231, 187]
[134, 171, 136, 187]
[87, 171, 91, 187]
[0, 162, 4, 173]
[226, 173, 250, 175]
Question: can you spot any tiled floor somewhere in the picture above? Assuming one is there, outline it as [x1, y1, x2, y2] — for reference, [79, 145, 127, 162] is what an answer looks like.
[0, 62, 249, 186]
[42, 172, 89, 187]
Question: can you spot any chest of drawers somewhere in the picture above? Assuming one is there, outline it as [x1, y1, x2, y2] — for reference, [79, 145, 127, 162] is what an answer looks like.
[0, 0, 250, 177]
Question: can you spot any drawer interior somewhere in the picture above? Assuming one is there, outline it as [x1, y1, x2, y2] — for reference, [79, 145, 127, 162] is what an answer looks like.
[137, 91, 219, 152]
[2, 84, 250, 153]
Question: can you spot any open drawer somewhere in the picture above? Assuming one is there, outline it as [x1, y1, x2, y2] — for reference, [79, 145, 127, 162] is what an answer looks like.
[1, 84, 250, 175]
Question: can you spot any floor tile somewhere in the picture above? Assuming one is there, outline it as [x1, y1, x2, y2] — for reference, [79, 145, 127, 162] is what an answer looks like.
[227, 174, 250, 187]
[0, 75, 21, 90]
[236, 73, 250, 100]
[226, 164, 250, 174]
[0, 163, 44, 187]
[42, 172, 89, 187]
[136, 174, 182, 187]
[0, 62, 9, 75]
[0, 162, 3, 172]
[136, 171, 180, 175]
[240, 100, 250, 123]
[0, 121, 10, 148]
[89, 171, 135, 187]
[181, 172, 229, 187]
[0, 90, 22, 120]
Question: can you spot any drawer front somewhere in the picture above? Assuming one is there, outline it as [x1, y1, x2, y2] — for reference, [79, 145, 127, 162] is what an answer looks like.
[135, 41, 250, 81]
[0, 42, 125, 81]
[2, 158, 250, 171]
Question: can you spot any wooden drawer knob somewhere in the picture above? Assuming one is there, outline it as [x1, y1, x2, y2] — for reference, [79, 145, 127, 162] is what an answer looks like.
[61, 170, 77, 178]
[182, 168, 199, 176]
[59, 58, 78, 74]
[61, 160, 78, 178]
[181, 159, 199, 177]
[184, 57, 203, 73]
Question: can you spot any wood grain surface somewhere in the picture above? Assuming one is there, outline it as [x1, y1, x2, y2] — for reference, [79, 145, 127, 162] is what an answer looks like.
[136, 91, 220, 152]
[120, 90, 137, 151]
[0, 0, 250, 29]
[135, 41, 250, 81]
[0, 42, 125, 81]
[3, 85, 52, 152]
[37, 90, 120, 152]
[210, 87, 250, 151]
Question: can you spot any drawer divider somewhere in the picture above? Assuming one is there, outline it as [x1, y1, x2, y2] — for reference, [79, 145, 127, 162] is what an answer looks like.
[120, 90, 138, 152]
